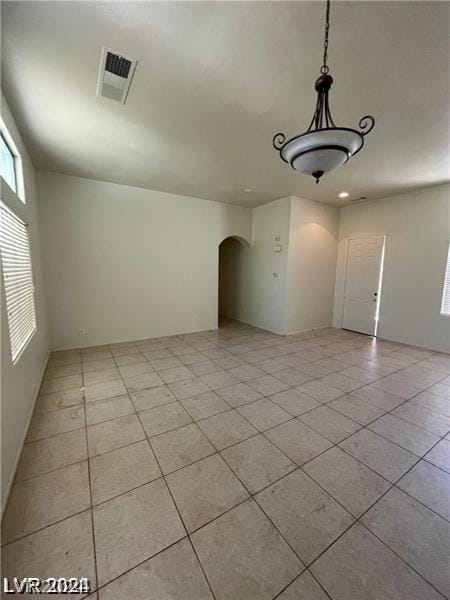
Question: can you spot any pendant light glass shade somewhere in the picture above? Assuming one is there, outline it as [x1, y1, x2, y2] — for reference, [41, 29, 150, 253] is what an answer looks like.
[293, 147, 347, 176]
[273, 1, 374, 183]
[277, 127, 365, 176]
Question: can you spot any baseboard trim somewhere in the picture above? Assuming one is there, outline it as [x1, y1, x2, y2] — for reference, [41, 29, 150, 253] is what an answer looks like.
[224, 317, 285, 337]
[376, 333, 449, 354]
[50, 327, 218, 352]
[285, 324, 333, 336]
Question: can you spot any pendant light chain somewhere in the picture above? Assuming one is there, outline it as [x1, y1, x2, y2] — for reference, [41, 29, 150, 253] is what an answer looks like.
[272, 0, 374, 183]
[321, 0, 331, 74]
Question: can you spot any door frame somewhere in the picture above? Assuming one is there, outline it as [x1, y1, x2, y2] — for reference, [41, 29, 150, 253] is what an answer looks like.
[339, 235, 386, 337]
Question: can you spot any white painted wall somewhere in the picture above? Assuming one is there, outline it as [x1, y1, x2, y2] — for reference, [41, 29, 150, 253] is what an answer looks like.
[333, 184, 450, 352]
[37, 172, 252, 349]
[285, 196, 339, 334]
[217, 197, 291, 334]
[1, 95, 50, 511]
[218, 195, 339, 336]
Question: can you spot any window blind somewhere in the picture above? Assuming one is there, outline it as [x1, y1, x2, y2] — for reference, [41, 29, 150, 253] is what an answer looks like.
[441, 243, 450, 316]
[0, 202, 36, 362]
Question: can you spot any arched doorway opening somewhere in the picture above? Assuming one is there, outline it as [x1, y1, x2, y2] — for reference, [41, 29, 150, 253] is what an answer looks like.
[218, 236, 250, 327]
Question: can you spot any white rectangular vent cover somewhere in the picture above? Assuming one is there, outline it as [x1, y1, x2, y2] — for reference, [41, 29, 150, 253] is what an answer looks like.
[97, 47, 137, 104]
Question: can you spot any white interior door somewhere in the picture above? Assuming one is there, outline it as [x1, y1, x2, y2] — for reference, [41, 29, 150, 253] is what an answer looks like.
[342, 236, 385, 336]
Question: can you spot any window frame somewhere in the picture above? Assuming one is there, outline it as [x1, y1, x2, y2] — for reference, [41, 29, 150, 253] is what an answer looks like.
[0, 117, 25, 203]
[0, 132, 17, 194]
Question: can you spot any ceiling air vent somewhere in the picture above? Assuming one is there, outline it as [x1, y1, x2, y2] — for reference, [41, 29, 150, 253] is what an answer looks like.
[97, 47, 137, 104]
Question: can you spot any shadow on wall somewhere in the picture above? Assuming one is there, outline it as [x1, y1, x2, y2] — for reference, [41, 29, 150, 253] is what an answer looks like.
[218, 236, 249, 320]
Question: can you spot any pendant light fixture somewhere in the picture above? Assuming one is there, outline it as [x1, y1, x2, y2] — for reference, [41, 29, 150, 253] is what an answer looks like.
[273, 0, 375, 183]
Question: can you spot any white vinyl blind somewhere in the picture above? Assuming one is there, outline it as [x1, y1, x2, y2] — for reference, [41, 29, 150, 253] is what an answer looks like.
[0, 202, 36, 363]
[441, 243, 450, 316]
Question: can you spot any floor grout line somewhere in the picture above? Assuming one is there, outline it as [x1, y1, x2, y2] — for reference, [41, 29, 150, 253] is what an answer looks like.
[108, 348, 219, 600]
[81, 364, 100, 597]
[16, 387, 450, 491]
[286, 427, 450, 599]
[5, 411, 447, 552]
[135, 437, 216, 593]
[16, 340, 450, 485]
[5, 324, 449, 599]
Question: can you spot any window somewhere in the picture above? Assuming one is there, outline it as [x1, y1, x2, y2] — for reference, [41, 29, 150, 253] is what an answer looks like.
[441, 243, 450, 316]
[0, 119, 24, 203]
[0, 202, 36, 363]
[0, 133, 17, 193]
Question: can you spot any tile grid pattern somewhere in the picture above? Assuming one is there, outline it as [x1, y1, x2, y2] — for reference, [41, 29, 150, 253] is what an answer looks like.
[81, 364, 100, 598]
[2, 320, 449, 600]
[273, 428, 447, 599]
[107, 346, 219, 600]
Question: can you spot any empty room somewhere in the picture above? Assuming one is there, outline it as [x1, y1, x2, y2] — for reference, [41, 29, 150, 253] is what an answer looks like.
[1, 1, 449, 598]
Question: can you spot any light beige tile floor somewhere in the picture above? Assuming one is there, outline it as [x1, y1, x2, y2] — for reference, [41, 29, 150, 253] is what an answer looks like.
[2, 320, 449, 599]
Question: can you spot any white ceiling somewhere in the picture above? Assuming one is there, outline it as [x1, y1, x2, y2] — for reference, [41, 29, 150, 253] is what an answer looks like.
[1, 1, 449, 207]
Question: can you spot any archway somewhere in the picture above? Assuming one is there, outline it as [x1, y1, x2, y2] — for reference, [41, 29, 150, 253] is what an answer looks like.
[218, 236, 250, 327]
